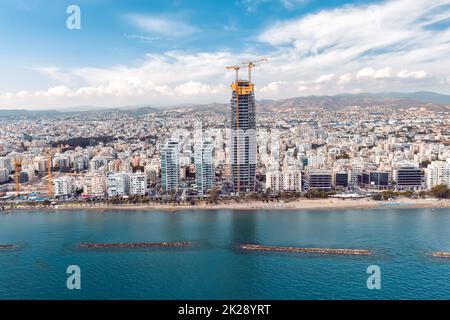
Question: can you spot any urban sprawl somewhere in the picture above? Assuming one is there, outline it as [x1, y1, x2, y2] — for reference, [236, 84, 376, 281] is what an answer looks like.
[1, 73, 450, 207]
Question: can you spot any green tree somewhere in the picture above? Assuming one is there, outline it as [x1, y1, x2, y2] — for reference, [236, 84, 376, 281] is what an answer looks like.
[420, 160, 431, 168]
[372, 193, 383, 201]
[431, 185, 450, 199]
[336, 152, 350, 160]
[264, 188, 272, 202]
[209, 186, 221, 204]
[418, 191, 428, 199]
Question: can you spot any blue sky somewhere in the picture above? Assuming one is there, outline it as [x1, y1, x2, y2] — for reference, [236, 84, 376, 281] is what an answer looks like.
[1, 0, 450, 109]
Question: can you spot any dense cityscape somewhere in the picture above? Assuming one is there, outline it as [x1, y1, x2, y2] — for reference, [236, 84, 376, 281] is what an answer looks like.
[1, 70, 450, 207]
[3, 0, 450, 304]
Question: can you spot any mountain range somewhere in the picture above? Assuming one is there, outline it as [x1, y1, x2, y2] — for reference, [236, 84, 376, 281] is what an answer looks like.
[1, 91, 450, 119]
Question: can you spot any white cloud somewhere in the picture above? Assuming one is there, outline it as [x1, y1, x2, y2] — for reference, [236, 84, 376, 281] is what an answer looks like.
[398, 69, 427, 79]
[257, 0, 450, 87]
[314, 73, 335, 83]
[35, 67, 75, 84]
[280, 0, 309, 9]
[259, 81, 288, 93]
[240, 0, 307, 11]
[240, 0, 271, 12]
[175, 81, 224, 95]
[297, 85, 308, 92]
[356, 67, 392, 79]
[357, 68, 375, 79]
[124, 34, 159, 42]
[373, 67, 392, 79]
[17, 91, 28, 98]
[338, 73, 352, 84]
[125, 14, 198, 37]
[44, 85, 74, 97]
[2, 0, 450, 109]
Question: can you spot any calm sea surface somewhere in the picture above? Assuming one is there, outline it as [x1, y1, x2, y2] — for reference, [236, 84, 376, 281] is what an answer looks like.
[0, 208, 449, 300]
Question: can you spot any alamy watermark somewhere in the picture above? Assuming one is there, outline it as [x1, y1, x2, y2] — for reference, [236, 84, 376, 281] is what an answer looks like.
[367, 265, 381, 290]
[66, 5, 81, 30]
[66, 265, 81, 290]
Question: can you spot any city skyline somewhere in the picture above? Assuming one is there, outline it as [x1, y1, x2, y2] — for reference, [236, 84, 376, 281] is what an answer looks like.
[1, 0, 450, 109]
[2, 0, 450, 305]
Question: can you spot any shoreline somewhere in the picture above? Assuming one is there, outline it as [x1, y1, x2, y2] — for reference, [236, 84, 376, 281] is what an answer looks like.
[2, 198, 449, 213]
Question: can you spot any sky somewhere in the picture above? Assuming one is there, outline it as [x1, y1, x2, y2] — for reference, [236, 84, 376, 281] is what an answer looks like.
[1, 0, 450, 109]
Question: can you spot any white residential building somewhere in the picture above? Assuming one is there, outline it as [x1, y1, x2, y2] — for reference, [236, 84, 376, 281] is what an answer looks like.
[0, 168, 8, 184]
[161, 140, 179, 193]
[266, 170, 281, 193]
[82, 173, 106, 197]
[425, 160, 450, 189]
[266, 166, 302, 193]
[53, 176, 76, 197]
[281, 166, 302, 192]
[107, 172, 130, 197]
[0, 157, 13, 174]
[195, 140, 214, 196]
[129, 172, 147, 196]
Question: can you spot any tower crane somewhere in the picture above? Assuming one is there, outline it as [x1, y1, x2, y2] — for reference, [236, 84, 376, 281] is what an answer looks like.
[43, 148, 55, 198]
[241, 58, 268, 83]
[14, 157, 23, 196]
[13, 157, 33, 196]
[225, 65, 240, 82]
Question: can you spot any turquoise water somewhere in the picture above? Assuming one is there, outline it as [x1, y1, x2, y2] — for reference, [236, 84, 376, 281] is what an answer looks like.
[0, 208, 449, 300]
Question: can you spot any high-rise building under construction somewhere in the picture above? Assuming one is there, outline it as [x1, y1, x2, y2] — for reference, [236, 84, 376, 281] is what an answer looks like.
[228, 67, 258, 193]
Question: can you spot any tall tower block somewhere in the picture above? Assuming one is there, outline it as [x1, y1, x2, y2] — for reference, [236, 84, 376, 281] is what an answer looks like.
[229, 78, 257, 194]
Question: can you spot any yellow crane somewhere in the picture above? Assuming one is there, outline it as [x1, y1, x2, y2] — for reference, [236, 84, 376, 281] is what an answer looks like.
[43, 148, 54, 198]
[14, 153, 53, 197]
[225, 65, 240, 82]
[14, 158, 33, 196]
[241, 58, 268, 83]
[47, 153, 53, 197]
[14, 157, 23, 196]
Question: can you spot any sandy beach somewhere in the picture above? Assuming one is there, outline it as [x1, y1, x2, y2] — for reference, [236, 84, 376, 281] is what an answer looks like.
[5, 197, 449, 213]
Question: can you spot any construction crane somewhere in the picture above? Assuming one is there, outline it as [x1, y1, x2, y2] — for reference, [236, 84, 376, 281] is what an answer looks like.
[241, 58, 268, 83]
[43, 148, 54, 198]
[14, 157, 36, 196]
[14, 157, 23, 196]
[47, 153, 53, 198]
[225, 65, 240, 82]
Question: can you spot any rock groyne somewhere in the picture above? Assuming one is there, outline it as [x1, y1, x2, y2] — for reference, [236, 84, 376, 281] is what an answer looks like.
[80, 241, 192, 249]
[239, 244, 371, 256]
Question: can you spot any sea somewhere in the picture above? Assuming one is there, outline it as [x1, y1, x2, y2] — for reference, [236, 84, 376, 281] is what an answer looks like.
[0, 208, 449, 300]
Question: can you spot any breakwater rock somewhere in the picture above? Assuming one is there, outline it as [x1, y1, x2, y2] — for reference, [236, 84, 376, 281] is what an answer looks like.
[239, 244, 371, 256]
[80, 242, 192, 249]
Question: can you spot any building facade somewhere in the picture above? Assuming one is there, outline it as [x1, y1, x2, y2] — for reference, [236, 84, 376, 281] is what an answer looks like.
[82, 173, 106, 197]
[53, 176, 76, 197]
[308, 170, 332, 191]
[106, 172, 130, 197]
[230, 80, 257, 193]
[0, 168, 9, 184]
[394, 166, 424, 191]
[425, 160, 450, 189]
[161, 140, 179, 193]
[195, 140, 214, 196]
[129, 172, 147, 196]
